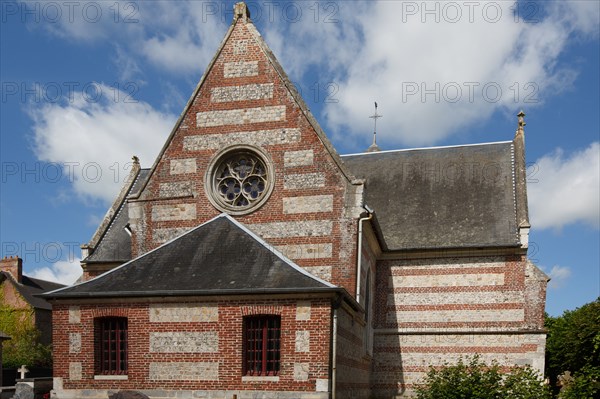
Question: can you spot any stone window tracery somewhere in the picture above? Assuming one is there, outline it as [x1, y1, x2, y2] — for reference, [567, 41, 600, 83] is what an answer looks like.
[206, 146, 274, 215]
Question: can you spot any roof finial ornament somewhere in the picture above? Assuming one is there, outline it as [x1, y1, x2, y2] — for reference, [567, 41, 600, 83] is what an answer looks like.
[516, 110, 526, 136]
[367, 102, 382, 152]
[132, 155, 140, 165]
[234, 2, 250, 22]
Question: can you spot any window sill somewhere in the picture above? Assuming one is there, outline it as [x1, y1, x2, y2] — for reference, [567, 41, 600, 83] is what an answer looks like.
[94, 375, 128, 380]
[242, 376, 280, 382]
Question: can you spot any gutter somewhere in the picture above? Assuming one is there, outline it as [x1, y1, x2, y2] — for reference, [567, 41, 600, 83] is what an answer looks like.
[37, 286, 348, 301]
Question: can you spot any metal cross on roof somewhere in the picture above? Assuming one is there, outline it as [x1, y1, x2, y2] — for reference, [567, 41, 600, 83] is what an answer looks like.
[367, 102, 382, 152]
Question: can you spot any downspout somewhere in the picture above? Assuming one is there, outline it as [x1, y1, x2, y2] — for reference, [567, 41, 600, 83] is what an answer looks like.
[332, 307, 338, 399]
[331, 295, 342, 399]
[356, 206, 373, 304]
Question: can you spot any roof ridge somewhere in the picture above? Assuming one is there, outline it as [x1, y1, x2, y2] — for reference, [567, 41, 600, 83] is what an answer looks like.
[222, 214, 337, 288]
[24, 274, 65, 288]
[342, 140, 513, 157]
[43, 213, 230, 296]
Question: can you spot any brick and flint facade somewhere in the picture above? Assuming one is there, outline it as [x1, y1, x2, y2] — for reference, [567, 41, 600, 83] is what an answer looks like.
[44, 3, 547, 398]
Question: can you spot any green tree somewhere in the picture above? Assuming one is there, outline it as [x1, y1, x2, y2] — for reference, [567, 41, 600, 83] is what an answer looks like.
[545, 298, 600, 393]
[0, 305, 52, 368]
[415, 355, 552, 399]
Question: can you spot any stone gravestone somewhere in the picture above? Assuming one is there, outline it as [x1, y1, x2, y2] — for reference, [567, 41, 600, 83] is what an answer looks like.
[13, 365, 34, 399]
[108, 391, 150, 399]
[13, 383, 34, 399]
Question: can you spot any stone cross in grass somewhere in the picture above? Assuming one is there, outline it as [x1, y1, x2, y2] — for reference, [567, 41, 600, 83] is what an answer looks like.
[17, 364, 29, 379]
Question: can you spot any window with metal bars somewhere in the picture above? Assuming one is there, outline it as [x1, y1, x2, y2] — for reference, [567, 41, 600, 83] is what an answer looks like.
[94, 317, 128, 375]
[243, 315, 281, 376]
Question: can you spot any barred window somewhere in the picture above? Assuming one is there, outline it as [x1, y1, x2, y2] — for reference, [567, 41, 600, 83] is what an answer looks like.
[243, 315, 281, 376]
[95, 317, 128, 375]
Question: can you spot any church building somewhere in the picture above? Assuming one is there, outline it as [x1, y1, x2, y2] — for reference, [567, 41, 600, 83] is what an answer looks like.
[42, 3, 548, 398]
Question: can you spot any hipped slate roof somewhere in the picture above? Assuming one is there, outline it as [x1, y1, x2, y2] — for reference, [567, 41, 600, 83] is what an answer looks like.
[42, 214, 337, 299]
[84, 169, 150, 263]
[0, 272, 64, 310]
[342, 142, 520, 251]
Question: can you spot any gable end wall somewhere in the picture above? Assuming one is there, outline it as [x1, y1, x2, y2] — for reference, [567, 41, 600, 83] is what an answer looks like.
[128, 18, 362, 294]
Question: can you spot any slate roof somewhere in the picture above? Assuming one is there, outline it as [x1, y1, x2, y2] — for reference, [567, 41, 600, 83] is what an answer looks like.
[42, 214, 337, 299]
[342, 141, 520, 251]
[0, 272, 64, 310]
[85, 169, 150, 263]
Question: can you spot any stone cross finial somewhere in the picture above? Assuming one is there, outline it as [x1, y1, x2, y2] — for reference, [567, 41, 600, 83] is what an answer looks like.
[17, 364, 29, 379]
[517, 110, 526, 135]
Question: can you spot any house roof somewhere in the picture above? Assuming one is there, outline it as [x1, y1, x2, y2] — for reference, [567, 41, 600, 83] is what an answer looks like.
[84, 168, 150, 263]
[0, 272, 64, 310]
[42, 214, 337, 300]
[342, 141, 520, 251]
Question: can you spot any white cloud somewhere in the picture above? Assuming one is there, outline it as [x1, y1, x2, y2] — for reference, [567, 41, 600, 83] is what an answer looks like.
[23, 1, 227, 77]
[258, 1, 598, 147]
[138, 3, 224, 74]
[29, 83, 176, 203]
[558, 0, 600, 36]
[30, 257, 83, 286]
[23, 1, 597, 148]
[528, 142, 600, 230]
[113, 44, 144, 81]
[545, 265, 572, 290]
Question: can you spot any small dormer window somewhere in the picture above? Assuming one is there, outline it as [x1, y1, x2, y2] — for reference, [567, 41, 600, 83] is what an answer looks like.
[206, 145, 274, 215]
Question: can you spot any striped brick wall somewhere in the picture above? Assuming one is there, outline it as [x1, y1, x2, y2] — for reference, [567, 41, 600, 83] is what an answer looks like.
[52, 299, 332, 395]
[371, 254, 547, 397]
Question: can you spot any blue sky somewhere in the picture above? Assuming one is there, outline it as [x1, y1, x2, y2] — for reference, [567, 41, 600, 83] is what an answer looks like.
[0, 0, 598, 316]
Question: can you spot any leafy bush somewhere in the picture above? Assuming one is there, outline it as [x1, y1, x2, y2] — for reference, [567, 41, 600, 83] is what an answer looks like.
[415, 355, 552, 399]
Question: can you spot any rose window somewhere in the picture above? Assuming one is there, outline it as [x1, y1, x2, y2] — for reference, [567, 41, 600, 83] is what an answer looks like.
[206, 147, 273, 215]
